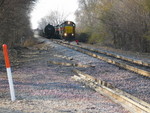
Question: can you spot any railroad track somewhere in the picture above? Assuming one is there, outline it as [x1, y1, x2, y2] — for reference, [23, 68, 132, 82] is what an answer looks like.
[54, 40, 150, 78]
[36, 38, 150, 113]
[72, 70, 150, 113]
[51, 39, 150, 113]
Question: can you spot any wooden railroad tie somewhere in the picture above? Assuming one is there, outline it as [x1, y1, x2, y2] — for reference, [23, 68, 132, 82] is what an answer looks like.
[47, 61, 95, 68]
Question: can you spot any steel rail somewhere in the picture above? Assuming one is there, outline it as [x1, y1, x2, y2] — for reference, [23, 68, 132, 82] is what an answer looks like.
[54, 40, 150, 77]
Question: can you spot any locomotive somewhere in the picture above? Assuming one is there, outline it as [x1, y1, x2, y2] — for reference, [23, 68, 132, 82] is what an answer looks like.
[58, 21, 75, 41]
[43, 21, 76, 41]
[44, 24, 55, 39]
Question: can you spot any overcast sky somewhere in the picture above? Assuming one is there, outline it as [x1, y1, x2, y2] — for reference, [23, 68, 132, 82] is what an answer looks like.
[30, 0, 78, 29]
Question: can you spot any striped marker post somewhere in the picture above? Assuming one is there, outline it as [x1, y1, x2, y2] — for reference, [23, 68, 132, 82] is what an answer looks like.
[2, 44, 16, 101]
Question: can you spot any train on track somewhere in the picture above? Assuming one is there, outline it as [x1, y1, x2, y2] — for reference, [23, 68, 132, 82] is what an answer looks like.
[40, 21, 76, 41]
[44, 24, 55, 39]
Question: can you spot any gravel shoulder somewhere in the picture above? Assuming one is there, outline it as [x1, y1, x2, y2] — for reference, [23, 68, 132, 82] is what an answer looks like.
[0, 37, 129, 113]
[76, 42, 150, 63]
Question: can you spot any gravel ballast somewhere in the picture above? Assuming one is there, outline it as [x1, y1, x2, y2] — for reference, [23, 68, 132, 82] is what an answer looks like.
[0, 38, 143, 113]
[58, 41, 150, 104]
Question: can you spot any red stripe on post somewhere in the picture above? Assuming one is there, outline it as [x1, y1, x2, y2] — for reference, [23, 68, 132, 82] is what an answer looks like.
[2, 44, 11, 68]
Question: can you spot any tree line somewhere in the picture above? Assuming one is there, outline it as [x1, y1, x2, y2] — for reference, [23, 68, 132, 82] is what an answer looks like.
[75, 0, 150, 52]
[38, 10, 70, 30]
[0, 0, 36, 48]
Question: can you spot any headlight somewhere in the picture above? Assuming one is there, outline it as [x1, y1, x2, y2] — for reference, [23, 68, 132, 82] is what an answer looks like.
[72, 34, 74, 36]
[68, 21, 71, 24]
[64, 33, 67, 36]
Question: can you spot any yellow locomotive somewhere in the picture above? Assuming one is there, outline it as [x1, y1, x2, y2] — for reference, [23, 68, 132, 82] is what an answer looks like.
[58, 21, 76, 41]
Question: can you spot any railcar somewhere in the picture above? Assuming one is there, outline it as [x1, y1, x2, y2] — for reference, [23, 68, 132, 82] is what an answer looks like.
[44, 24, 55, 39]
[54, 25, 61, 39]
[59, 21, 75, 41]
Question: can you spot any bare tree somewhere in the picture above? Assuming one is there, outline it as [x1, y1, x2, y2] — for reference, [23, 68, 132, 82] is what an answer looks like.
[0, 0, 5, 7]
[38, 18, 48, 30]
[75, 0, 108, 43]
[101, 0, 150, 52]
[0, 0, 36, 48]
[38, 10, 69, 29]
[75, 0, 150, 52]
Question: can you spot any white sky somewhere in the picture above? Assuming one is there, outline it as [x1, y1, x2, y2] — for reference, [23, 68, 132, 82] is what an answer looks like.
[30, 0, 78, 29]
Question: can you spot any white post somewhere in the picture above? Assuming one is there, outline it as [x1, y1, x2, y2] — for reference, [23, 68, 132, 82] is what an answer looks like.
[6, 68, 16, 101]
[2, 44, 16, 101]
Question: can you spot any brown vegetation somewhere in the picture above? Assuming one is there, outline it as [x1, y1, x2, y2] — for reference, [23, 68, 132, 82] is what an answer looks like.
[75, 0, 150, 53]
[0, 0, 36, 48]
